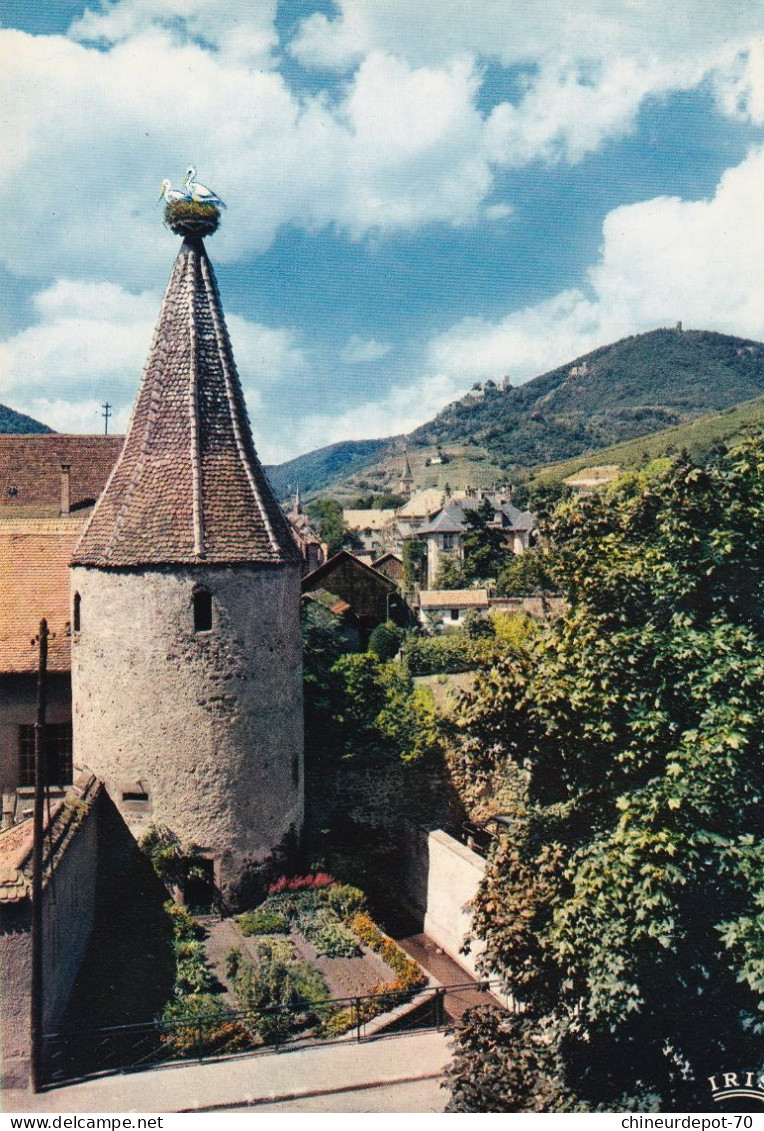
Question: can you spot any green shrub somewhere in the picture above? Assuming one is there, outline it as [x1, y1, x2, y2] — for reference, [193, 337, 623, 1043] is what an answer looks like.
[368, 621, 405, 661]
[165, 900, 206, 942]
[232, 939, 331, 1044]
[174, 938, 214, 995]
[236, 909, 289, 936]
[323, 883, 367, 920]
[403, 633, 500, 675]
[160, 994, 251, 1057]
[297, 910, 361, 958]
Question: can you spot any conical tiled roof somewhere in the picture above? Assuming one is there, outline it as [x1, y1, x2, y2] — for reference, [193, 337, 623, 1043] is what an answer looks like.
[73, 235, 298, 567]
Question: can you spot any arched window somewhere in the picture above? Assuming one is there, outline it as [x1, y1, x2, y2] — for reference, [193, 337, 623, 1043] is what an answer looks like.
[193, 587, 212, 632]
[73, 592, 81, 633]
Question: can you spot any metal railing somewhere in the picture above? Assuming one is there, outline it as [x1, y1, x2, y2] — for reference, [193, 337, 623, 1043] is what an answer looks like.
[42, 979, 499, 1088]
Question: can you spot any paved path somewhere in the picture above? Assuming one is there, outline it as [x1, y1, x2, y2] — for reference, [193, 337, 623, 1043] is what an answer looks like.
[396, 933, 497, 1019]
[2, 1030, 452, 1114]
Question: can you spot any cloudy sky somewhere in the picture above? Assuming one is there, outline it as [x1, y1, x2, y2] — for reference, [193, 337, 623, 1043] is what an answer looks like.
[1, 1, 763, 463]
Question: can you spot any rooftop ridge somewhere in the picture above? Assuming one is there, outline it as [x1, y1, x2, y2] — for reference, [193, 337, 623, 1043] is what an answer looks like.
[199, 253, 282, 557]
[73, 236, 298, 568]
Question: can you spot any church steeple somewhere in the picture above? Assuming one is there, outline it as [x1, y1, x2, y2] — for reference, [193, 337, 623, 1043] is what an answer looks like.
[74, 234, 298, 568]
[399, 449, 414, 497]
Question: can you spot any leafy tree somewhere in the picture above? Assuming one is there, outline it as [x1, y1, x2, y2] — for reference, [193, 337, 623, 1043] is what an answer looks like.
[526, 480, 571, 523]
[368, 620, 405, 660]
[402, 537, 427, 588]
[449, 438, 764, 1111]
[495, 548, 557, 596]
[434, 552, 466, 589]
[301, 602, 351, 756]
[462, 610, 495, 640]
[307, 497, 361, 555]
[352, 492, 406, 509]
[462, 498, 508, 581]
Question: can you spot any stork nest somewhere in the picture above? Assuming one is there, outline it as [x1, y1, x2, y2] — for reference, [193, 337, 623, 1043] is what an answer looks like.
[164, 199, 220, 237]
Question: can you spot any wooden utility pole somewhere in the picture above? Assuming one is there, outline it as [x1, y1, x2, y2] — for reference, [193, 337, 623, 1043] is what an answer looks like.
[102, 402, 112, 436]
[30, 618, 48, 1093]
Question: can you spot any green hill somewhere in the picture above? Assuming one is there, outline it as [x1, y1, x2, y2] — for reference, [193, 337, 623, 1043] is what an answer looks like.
[265, 327, 764, 500]
[265, 437, 391, 500]
[524, 395, 764, 491]
[0, 404, 52, 434]
[410, 328, 764, 468]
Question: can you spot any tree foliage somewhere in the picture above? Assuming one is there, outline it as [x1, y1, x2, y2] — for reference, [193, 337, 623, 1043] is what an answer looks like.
[496, 547, 557, 596]
[433, 551, 466, 589]
[306, 497, 361, 555]
[449, 438, 764, 1111]
[461, 498, 508, 581]
[402, 537, 427, 588]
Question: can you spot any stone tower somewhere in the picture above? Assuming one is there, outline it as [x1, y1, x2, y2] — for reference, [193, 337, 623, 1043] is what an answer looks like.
[70, 229, 304, 899]
[399, 451, 414, 497]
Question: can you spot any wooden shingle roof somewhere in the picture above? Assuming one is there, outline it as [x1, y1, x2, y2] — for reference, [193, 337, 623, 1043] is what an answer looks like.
[73, 235, 298, 568]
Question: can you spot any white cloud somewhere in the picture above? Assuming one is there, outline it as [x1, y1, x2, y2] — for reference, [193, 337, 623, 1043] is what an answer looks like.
[289, 0, 762, 75]
[70, 0, 279, 67]
[339, 335, 392, 364]
[0, 277, 309, 449]
[427, 144, 764, 386]
[279, 371, 464, 464]
[1, 6, 761, 293]
[0, 280, 158, 397]
[227, 316, 308, 384]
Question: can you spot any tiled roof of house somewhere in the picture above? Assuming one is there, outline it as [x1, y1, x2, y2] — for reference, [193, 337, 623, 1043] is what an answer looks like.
[73, 236, 298, 568]
[418, 495, 536, 535]
[302, 549, 396, 591]
[396, 488, 445, 519]
[417, 508, 464, 535]
[0, 775, 102, 903]
[343, 509, 397, 531]
[419, 588, 490, 609]
[0, 517, 84, 673]
[0, 435, 123, 516]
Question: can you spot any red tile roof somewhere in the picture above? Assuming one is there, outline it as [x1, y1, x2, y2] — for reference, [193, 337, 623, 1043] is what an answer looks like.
[0, 517, 83, 673]
[73, 236, 298, 568]
[0, 435, 123, 516]
[0, 775, 102, 903]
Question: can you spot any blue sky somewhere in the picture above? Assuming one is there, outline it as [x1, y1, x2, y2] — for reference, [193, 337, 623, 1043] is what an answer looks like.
[1, 1, 763, 462]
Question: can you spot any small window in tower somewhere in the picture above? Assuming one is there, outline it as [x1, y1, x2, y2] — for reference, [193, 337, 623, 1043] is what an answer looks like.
[193, 588, 213, 632]
[73, 592, 81, 633]
[122, 786, 150, 803]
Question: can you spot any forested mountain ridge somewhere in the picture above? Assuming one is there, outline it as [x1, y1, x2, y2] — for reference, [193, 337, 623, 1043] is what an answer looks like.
[0, 404, 52, 434]
[411, 328, 764, 467]
[265, 328, 764, 498]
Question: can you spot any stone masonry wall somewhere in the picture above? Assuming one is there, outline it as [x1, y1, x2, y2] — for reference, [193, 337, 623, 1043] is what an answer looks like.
[0, 785, 100, 1091]
[70, 563, 304, 896]
[402, 822, 486, 979]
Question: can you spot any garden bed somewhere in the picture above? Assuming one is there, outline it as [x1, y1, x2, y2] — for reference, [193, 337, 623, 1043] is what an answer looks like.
[156, 876, 428, 1058]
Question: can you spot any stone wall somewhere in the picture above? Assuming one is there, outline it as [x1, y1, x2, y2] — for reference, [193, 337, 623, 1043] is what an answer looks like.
[0, 779, 101, 1090]
[70, 563, 304, 898]
[402, 822, 486, 979]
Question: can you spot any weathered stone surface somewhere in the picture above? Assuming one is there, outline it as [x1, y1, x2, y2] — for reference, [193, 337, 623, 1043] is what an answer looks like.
[71, 563, 304, 894]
